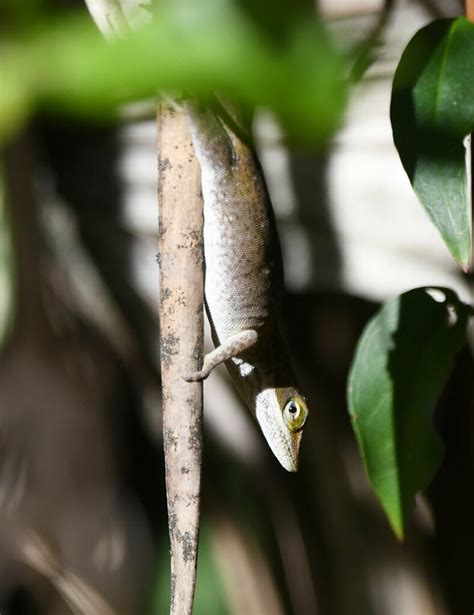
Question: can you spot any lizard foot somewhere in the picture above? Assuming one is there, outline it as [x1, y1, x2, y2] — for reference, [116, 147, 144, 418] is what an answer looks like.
[182, 329, 258, 383]
[182, 369, 209, 383]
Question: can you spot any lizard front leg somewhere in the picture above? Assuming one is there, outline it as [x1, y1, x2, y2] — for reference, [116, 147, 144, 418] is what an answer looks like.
[183, 329, 258, 382]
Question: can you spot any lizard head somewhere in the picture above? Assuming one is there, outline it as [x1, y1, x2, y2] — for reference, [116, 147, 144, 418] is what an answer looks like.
[255, 387, 308, 472]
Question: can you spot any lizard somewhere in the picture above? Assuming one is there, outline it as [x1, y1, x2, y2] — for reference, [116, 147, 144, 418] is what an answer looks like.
[184, 98, 309, 472]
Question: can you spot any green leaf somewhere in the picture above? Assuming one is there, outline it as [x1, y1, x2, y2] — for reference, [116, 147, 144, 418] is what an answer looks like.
[347, 287, 469, 539]
[391, 18, 474, 269]
[0, 6, 346, 145]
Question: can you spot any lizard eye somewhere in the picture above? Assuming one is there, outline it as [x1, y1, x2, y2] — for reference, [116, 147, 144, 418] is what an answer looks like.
[283, 398, 308, 432]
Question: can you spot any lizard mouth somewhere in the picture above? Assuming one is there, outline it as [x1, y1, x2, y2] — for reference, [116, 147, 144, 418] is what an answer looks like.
[255, 389, 303, 472]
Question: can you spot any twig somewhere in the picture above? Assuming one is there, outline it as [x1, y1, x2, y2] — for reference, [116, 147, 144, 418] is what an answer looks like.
[17, 525, 116, 615]
[349, 0, 395, 82]
[157, 102, 204, 615]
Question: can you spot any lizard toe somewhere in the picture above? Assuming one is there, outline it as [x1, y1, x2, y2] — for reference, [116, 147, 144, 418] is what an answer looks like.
[182, 370, 208, 382]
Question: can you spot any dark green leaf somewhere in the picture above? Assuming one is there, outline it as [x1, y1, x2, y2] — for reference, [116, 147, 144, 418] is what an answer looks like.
[391, 18, 474, 269]
[347, 287, 469, 538]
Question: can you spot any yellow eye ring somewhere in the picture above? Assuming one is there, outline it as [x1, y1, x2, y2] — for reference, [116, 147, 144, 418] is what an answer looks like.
[283, 398, 308, 432]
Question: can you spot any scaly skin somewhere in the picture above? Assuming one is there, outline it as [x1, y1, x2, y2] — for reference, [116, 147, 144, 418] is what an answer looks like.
[185, 100, 308, 471]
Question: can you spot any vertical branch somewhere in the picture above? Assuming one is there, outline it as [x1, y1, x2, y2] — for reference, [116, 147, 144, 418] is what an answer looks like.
[85, 5, 205, 611]
[157, 103, 204, 615]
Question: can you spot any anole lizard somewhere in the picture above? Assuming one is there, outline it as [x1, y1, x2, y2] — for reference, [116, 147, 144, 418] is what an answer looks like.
[184, 99, 309, 472]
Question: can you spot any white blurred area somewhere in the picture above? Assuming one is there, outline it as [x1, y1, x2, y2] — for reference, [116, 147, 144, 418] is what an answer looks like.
[262, 0, 470, 303]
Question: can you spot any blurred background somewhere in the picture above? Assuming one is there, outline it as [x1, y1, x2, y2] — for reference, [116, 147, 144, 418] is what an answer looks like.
[1, 0, 474, 613]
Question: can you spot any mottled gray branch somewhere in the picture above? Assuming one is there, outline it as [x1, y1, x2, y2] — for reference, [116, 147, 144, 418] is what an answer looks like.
[83, 2, 204, 609]
[157, 103, 204, 615]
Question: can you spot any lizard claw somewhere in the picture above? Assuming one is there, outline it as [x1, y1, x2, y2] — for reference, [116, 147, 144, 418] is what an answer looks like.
[182, 370, 208, 383]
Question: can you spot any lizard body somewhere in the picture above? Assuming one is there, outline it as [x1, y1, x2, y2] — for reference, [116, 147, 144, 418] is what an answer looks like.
[185, 101, 308, 472]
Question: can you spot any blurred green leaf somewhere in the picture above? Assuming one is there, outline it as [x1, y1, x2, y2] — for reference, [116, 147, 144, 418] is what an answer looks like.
[391, 18, 474, 270]
[347, 287, 469, 539]
[0, 5, 346, 144]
